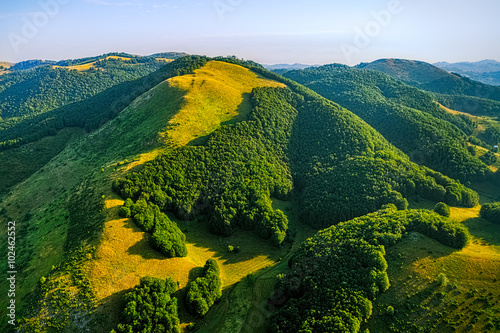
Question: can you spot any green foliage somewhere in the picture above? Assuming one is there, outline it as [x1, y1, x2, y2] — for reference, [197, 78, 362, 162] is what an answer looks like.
[433, 202, 451, 217]
[480, 202, 500, 224]
[0, 55, 209, 151]
[17, 247, 97, 332]
[283, 64, 491, 182]
[114, 87, 298, 244]
[185, 259, 222, 317]
[480, 150, 498, 165]
[386, 306, 395, 316]
[269, 209, 470, 333]
[435, 93, 500, 117]
[123, 198, 187, 258]
[113, 66, 479, 236]
[115, 276, 180, 333]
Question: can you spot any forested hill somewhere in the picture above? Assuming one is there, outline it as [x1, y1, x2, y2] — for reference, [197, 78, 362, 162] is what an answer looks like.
[0, 53, 179, 125]
[357, 58, 500, 116]
[283, 64, 491, 182]
[113, 59, 479, 239]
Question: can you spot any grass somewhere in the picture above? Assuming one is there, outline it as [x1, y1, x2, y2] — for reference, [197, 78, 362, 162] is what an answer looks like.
[105, 56, 131, 61]
[82, 60, 293, 331]
[52, 61, 97, 71]
[164, 60, 286, 146]
[365, 200, 500, 333]
[0, 71, 186, 331]
[156, 58, 175, 62]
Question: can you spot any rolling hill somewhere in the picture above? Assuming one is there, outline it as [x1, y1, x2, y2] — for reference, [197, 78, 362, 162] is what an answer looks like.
[282, 64, 491, 182]
[0, 55, 499, 333]
[357, 58, 500, 117]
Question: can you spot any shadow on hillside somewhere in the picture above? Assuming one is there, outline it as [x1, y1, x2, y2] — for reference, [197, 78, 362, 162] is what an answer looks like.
[178, 218, 285, 266]
[185, 92, 253, 147]
[463, 217, 500, 246]
[93, 289, 129, 332]
[126, 235, 168, 260]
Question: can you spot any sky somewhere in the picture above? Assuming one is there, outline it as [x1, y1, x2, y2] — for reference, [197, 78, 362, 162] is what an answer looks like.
[1, 0, 499, 65]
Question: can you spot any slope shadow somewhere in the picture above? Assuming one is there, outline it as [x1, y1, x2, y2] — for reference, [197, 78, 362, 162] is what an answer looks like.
[178, 217, 286, 266]
[186, 92, 253, 147]
[463, 217, 500, 246]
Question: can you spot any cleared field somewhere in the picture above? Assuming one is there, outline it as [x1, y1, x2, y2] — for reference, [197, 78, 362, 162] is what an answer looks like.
[165, 60, 286, 146]
[106, 55, 131, 61]
[53, 61, 97, 71]
[0, 61, 13, 74]
[156, 58, 174, 62]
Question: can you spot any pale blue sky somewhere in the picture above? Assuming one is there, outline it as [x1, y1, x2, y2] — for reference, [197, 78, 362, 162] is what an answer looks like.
[1, 0, 499, 65]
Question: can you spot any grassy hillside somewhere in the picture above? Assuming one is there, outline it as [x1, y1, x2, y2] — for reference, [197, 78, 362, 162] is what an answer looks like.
[0, 59, 290, 332]
[0, 68, 187, 332]
[364, 204, 500, 333]
[165, 60, 285, 146]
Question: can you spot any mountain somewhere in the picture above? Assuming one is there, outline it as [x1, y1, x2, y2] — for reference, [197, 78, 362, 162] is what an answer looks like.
[435, 60, 500, 86]
[283, 64, 491, 182]
[357, 58, 500, 119]
[0, 55, 498, 333]
[264, 63, 318, 71]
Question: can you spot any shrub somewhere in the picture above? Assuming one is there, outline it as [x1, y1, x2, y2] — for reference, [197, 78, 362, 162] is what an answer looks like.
[434, 202, 451, 217]
[480, 202, 500, 224]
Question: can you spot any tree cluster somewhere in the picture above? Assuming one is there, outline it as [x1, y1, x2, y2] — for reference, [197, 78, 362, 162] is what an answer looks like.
[185, 259, 222, 317]
[480, 202, 500, 224]
[113, 276, 180, 333]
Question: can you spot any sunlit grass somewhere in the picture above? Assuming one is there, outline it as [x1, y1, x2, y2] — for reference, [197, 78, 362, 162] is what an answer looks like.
[53, 61, 97, 71]
[165, 60, 286, 146]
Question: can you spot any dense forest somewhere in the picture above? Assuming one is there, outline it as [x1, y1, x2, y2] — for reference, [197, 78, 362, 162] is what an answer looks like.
[283, 64, 491, 182]
[114, 71, 479, 245]
[269, 206, 470, 333]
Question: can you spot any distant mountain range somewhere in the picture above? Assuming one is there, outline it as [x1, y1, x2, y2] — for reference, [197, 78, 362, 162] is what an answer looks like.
[434, 60, 500, 86]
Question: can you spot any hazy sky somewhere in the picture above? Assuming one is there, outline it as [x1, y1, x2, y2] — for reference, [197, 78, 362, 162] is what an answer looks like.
[1, 0, 499, 65]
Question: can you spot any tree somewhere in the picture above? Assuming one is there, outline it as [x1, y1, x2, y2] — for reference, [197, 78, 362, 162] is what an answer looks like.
[434, 202, 451, 217]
